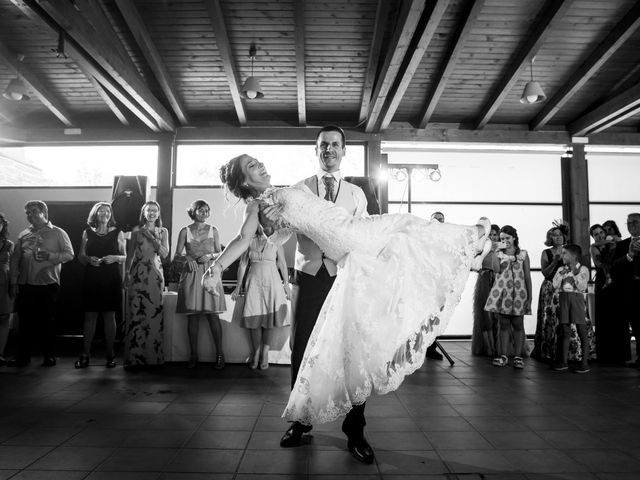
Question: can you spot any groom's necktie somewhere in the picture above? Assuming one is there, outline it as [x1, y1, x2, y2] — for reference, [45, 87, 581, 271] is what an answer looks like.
[322, 175, 336, 202]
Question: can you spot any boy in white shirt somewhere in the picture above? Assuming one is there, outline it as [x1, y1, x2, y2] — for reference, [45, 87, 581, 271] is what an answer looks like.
[552, 244, 591, 373]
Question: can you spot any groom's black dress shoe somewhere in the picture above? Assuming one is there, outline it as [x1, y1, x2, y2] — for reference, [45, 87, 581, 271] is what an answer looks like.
[347, 437, 375, 464]
[280, 422, 312, 447]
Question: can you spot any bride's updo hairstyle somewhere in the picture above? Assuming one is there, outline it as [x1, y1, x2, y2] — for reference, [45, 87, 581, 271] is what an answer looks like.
[220, 154, 255, 201]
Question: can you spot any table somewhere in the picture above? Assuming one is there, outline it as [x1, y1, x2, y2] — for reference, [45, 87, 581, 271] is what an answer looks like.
[162, 291, 292, 364]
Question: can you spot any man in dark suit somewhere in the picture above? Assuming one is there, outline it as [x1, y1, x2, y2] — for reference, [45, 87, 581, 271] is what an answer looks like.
[611, 212, 640, 366]
[279, 126, 375, 464]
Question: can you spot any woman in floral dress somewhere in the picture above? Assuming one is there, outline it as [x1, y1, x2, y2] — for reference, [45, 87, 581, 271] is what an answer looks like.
[124, 201, 169, 368]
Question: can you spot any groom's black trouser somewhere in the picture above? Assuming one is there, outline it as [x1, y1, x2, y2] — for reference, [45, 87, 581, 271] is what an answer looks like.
[292, 265, 366, 436]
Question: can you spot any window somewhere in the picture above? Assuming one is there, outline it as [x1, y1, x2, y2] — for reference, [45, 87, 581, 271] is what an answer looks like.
[176, 144, 365, 186]
[0, 145, 158, 187]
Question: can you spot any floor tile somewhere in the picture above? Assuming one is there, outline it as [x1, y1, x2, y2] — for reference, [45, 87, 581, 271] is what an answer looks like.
[425, 431, 493, 450]
[184, 430, 251, 449]
[238, 449, 307, 475]
[166, 449, 243, 473]
[376, 449, 448, 475]
[28, 446, 115, 471]
[565, 449, 640, 472]
[8, 470, 89, 480]
[2, 427, 81, 446]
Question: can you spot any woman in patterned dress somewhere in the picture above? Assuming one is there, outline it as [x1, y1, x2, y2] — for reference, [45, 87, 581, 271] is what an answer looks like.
[231, 224, 290, 370]
[75, 202, 126, 369]
[485, 225, 532, 369]
[124, 201, 169, 369]
[0, 213, 14, 366]
[532, 225, 567, 362]
[174, 199, 226, 369]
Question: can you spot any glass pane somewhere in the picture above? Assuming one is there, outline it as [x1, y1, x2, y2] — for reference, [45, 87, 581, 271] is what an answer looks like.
[0, 146, 158, 187]
[589, 204, 640, 238]
[587, 153, 640, 202]
[384, 149, 561, 203]
[406, 203, 563, 270]
[176, 144, 365, 186]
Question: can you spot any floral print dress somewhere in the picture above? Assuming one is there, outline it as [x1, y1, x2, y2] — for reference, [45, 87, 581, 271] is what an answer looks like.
[124, 229, 164, 366]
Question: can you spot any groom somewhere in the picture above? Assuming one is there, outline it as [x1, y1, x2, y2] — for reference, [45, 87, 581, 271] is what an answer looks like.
[279, 125, 374, 464]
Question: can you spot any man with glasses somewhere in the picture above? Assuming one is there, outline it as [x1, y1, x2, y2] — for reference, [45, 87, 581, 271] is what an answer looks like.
[611, 213, 640, 367]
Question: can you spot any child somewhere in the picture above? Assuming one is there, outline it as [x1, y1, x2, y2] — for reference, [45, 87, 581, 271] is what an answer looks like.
[552, 244, 591, 373]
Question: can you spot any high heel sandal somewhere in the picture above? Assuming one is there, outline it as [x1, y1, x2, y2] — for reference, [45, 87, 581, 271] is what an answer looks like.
[259, 347, 269, 370]
[74, 354, 90, 369]
[248, 351, 259, 369]
[105, 355, 116, 369]
[215, 354, 225, 369]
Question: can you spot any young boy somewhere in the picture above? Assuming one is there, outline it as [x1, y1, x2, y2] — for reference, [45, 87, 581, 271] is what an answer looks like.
[552, 244, 591, 373]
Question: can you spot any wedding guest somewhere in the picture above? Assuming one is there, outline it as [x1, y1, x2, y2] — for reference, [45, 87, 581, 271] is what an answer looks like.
[232, 224, 290, 370]
[8, 201, 73, 367]
[174, 199, 226, 369]
[471, 222, 500, 356]
[552, 244, 591, 373]
[124, 201, 169, 369]
[485, 225, 531, 369]
[611, 213, 640, 367]
[590, 223, 622, 362]
[532, 223, 568, 362]
[602, 220, 623, 242]
[75, 202, 125, 369]
[0, 213, 14, 366]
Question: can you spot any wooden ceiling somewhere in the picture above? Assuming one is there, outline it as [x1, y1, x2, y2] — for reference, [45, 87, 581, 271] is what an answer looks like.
[1, 0, 640, 139]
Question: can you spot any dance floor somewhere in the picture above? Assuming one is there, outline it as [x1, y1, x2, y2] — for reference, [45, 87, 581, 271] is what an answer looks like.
[1, 341, 639, 479]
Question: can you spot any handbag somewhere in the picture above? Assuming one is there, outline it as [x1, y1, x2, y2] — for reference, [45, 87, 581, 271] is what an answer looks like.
[166, 254, 188, 284]
[232, 292, 246, 324]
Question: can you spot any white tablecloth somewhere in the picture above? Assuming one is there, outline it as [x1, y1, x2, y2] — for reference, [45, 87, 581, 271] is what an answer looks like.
[162, 291, 291, 364]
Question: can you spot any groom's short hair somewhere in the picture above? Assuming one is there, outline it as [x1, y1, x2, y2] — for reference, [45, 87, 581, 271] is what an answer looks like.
[316, 125, 346, 148]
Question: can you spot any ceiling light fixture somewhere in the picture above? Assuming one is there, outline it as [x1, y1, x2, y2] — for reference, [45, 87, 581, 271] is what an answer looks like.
[520, 56, 546, 104]
[2, 54, 30, 101]
[241, 44, 263, 99]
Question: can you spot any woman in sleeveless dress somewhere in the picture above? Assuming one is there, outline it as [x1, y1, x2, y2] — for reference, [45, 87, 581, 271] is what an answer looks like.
[204, 154, 491, 426]
[471, 223, 500, 356]
[124, 201, 169, 369]
[75, 202, 125, 368]
[231, 225, 290, 370]
[174, 199, 226, 369]
[0, 213, 14, 365]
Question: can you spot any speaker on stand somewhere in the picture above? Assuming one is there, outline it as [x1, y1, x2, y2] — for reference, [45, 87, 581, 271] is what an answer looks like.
[111, 175, 150, 232]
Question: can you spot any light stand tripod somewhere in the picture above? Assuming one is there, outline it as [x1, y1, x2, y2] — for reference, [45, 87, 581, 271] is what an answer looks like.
[433, 340, 455, 366]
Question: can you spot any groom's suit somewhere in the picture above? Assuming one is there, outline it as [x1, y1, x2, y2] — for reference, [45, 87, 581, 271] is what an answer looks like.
[291, 172, 368, 435]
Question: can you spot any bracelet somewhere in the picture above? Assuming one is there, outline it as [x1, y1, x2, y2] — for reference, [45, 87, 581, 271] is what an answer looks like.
[627, 253, 634, 262]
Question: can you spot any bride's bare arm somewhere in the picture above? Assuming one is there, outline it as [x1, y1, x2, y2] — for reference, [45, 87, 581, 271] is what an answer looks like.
[216, 202, 260, 270]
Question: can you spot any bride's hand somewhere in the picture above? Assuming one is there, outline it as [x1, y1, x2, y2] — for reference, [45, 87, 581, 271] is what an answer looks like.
[202, 263, 223, 295]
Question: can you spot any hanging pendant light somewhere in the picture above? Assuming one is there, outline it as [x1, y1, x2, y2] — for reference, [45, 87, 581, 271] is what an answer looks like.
[2, 54, 30, 101]
[520, 57, 546, 104]
[241, 44, 264, 99]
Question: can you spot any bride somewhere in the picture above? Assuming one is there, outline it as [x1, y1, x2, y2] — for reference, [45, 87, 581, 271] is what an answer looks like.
[204, 154, 491, 426]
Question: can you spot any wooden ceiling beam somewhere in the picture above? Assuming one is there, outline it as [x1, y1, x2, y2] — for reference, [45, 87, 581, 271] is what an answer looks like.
[378, 0, 450, 131]
[364, 0, 426, 133]
[78, 64, 130, 127]
[417, 0, 485, 129]
[531, 0, 640, 130]
[569, 81, 640, 136]
[204, 0, 247, 127]
[114, 0, 189, 126]
[0, 39, 74, 127]
[9, 0, 160, 131]
[588, 104, 640, 135]
[358, 0, 389, 125]
[473, 0, 574, 130]
[295, 0, 306, 126]
[28, 0, 175, 131]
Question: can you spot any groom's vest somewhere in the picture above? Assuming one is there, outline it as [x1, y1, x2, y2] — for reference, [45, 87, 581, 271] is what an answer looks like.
[294, 175, 360, 277]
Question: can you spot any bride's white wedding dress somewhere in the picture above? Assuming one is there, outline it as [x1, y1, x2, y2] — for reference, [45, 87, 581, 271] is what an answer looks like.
[258, 186, 480, 426]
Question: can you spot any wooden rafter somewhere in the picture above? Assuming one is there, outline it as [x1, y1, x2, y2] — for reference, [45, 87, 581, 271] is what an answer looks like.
[359, 0, 389, 125]
[0, 39, 74, 127]
[295, 0, 306, 126]
[473, 0, 574, 130]
[378, 0, 450, 131]
[9, 0, 160, 131]
[114, 0, 189, 126]
[417, 0, 485, 129]
[532, 0, 640, 130]
[364, 0, 426, 133]
[204, 0, 247, 127]
[27, 0, 175, 131]
[78, 63, 130, 127]
[569, 81, 640, 136]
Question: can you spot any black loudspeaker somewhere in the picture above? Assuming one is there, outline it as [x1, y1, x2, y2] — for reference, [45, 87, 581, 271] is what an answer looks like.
[111, 175, 150, 232]
[344, 176, 381, 215]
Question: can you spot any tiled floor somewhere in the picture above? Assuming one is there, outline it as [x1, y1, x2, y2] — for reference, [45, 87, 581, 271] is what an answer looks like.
[1, 341, 640, 479]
